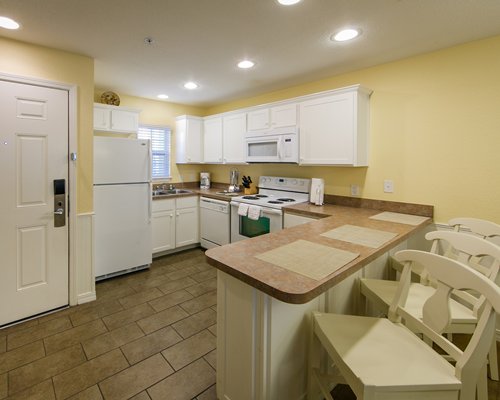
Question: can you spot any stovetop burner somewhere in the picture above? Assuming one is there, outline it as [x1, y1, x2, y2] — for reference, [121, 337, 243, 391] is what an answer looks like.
[231, 176, 311, 210]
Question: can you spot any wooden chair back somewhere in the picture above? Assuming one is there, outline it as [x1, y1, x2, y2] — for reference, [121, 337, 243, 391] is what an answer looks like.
[391, 250, 500, 399]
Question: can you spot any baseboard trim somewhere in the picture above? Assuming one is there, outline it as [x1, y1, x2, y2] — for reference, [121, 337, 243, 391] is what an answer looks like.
[77, 292, 97, 305]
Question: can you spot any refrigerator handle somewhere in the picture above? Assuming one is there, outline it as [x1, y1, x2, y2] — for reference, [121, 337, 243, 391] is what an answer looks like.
[148, 182, 152, 222]
[148, 140, 152, 222]
[148, 140, 152, 181]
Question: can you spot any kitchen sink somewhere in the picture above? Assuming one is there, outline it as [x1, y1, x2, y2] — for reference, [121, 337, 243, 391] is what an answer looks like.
[152, 189, 193, 196]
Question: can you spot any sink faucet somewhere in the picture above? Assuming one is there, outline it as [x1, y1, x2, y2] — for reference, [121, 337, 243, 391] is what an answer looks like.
[169, 184, 175, 190]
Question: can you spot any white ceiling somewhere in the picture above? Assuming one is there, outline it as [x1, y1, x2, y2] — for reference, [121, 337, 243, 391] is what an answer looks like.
[1, 0, 500, 107]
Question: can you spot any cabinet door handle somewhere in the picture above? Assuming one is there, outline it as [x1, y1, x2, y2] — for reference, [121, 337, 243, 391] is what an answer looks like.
[176, 212, 180, 217]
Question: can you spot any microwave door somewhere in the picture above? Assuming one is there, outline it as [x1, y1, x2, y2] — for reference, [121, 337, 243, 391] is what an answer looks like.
[246, 137, 280, 162]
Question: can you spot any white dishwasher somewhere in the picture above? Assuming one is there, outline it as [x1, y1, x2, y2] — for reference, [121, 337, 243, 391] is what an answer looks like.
[200, 197, 231, 249]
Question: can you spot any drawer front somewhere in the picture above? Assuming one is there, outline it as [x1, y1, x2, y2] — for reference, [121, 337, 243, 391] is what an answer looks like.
[176, 195, 199, 209]
[152, 198, 175, 212]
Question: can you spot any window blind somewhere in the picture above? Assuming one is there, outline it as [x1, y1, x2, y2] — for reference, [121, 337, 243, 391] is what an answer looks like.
[137, 125, 171, 179]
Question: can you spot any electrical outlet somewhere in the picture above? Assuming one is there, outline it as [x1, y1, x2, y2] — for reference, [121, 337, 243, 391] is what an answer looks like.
[383, 180, 394, 193]
[351, 184, 360, 196]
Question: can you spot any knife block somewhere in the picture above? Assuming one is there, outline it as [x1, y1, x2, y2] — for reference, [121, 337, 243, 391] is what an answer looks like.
[244, 185, 258, 195]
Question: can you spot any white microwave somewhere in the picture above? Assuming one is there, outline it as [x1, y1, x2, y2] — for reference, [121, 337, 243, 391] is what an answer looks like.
[245, 130, 298, 163]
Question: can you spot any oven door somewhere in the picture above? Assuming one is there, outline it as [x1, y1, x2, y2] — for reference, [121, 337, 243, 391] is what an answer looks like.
[230, 202, 283, 242]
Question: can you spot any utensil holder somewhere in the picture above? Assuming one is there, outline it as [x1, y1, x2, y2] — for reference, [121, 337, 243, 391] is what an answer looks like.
[244, 185, 258, 195]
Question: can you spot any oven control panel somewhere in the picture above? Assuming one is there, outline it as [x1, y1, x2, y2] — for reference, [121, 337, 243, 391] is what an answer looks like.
[258, 176, 311, 193]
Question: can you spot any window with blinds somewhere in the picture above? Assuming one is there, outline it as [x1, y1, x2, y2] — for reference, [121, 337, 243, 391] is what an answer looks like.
[137, 125, 171, 179]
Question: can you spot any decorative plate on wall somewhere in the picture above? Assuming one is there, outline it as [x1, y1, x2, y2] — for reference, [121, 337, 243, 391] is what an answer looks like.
[100, 91, 120, 106]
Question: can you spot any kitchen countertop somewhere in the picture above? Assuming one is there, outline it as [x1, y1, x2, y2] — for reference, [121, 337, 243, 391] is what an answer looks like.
[205, 204, 432, 304]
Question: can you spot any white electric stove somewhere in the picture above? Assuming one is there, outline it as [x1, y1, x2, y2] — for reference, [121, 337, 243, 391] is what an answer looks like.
[230, 176, 311, 242]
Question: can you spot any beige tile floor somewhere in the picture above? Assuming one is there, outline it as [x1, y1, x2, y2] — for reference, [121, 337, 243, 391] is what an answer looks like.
[0, 247, 499, 399]
[0, 248, 217, 400]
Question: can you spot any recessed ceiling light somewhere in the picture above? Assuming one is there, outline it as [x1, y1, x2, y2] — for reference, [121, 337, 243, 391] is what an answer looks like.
[184, 82, 198, 90]
[0, 16, 20, 30]
[237, 60, 255, 69]
[332, 28, 360, 42]
[157, 94, 169, 100]
[277, 0, 301, 5]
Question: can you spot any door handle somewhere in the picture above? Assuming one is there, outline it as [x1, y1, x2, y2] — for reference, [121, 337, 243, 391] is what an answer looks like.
[53, 179, 66, 227]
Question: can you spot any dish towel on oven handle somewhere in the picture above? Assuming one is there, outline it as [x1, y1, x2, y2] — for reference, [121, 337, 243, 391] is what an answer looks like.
[238, 203, 249, 216]
[248, 205, 262, 221]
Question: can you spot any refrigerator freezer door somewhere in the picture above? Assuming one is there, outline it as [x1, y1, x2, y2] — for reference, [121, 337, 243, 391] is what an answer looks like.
[94, 136, 150, 184]
[94, 183, 152, 278]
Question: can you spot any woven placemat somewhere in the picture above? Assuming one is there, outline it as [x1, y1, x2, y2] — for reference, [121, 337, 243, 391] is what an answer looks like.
[255, 239, 359, 280]
[369, 211, 429, 226]
[321, 224, 397, 248]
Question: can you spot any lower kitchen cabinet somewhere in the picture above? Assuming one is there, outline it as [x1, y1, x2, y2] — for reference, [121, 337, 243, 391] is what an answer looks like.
[152, 196, 199, 255]
[175, 196, 199, 247]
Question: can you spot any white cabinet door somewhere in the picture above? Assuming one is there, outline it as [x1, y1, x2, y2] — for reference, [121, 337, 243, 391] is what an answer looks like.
[299, 92, 354, 165]
[94, 106, 111, 130]
[175, 115, 203, 164]
[222, 113, 246, 164]
[247, 108, 270, 132]
[110, 109, 139, 133]
[299, 87, 370, 166]
[247, 103, 297, 133]
[176, 207, 199, 247]
[270, 103, 297, 129]
[204, 117, 223, 163]
[152, 199, 175, 254]
[93, 104, 140, 133]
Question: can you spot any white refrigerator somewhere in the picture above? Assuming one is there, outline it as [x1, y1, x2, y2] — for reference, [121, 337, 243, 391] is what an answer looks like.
[94, 136, 152, 280]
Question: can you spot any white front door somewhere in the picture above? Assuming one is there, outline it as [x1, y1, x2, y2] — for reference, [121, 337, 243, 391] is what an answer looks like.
[0, 79, 69, 326]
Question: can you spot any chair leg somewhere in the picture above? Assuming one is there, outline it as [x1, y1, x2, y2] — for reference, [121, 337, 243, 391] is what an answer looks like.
[488, 337, 499, 380]
[476, 363, 488, 400]
[309, 317, 327, 400]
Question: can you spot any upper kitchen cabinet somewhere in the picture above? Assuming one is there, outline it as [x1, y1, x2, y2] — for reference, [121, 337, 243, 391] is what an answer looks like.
[203, 113, 247, 164]
[176, 115, 203, 164]
[222, 112, 246, 164]
[93, 103, 140, 134]
[299, 85, 372, 166]
[203, 116, 223, 163]
[247, 103, 297, 132]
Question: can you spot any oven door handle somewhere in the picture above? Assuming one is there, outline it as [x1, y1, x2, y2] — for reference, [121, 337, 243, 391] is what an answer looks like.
[261, 208, 283, 216]
[231, 201, 283, 216]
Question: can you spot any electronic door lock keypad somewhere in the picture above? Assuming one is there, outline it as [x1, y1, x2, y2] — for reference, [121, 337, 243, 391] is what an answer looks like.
[53, 179, 66, 227]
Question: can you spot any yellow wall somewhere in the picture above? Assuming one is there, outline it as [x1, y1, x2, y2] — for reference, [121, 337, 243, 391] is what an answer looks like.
[204, 35, 500, 223]
[94, 91, 205, 184]
[0, 37, 94, 213]
[3, 34, 498, 223]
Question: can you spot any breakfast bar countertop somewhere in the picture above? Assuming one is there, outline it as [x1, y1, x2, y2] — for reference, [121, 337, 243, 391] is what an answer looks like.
[205, 204, 432, 304]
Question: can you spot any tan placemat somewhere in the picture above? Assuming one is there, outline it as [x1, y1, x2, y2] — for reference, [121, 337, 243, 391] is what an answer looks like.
[369, 211, 429, 226]
[321, 224, 398, 248]
[255, 239, 359, 281]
